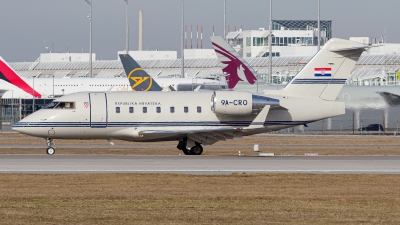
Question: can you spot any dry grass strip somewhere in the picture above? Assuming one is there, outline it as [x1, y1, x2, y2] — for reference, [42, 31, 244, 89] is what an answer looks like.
[0, 173, 399, 224]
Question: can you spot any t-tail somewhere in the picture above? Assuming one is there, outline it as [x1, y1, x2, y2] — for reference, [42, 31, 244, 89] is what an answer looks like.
[0, 56, 41, 98]
[119, 54, 163, 91]
[211, 36, 257, 89]
[280, 38, 368, 100]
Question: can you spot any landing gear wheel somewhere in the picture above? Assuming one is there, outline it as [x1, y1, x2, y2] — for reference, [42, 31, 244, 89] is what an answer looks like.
[190, 145, 203, 155]
[46, 147, 55, 155]
[182, 148, 193, 155]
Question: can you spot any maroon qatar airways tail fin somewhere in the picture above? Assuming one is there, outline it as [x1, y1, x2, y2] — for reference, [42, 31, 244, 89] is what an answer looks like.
[211, 36, 257, 89]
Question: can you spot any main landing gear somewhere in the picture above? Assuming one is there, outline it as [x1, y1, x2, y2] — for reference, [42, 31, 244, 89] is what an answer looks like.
[46, 138, 55, 155]
[177, 138, 203, 155]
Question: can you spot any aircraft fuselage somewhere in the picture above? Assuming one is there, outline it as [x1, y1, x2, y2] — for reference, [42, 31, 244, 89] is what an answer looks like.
[13, 91, 344, 142]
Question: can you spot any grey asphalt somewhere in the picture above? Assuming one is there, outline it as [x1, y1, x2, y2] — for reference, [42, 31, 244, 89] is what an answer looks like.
[0, 155, 400, 174]
[0, 144, 397, 149]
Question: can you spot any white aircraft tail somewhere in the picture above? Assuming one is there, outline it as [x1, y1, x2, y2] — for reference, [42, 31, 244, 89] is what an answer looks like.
[282, 38, 368, 100]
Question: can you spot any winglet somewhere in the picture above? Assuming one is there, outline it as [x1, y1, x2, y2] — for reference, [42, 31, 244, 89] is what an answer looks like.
[247, 105, 270, 129]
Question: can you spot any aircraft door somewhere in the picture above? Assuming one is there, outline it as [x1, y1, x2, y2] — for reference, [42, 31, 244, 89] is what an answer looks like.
[89, 93, 108, 128]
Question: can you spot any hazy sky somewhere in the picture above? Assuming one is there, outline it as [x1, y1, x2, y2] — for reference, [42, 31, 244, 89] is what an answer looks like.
[1, 0, 399, 62]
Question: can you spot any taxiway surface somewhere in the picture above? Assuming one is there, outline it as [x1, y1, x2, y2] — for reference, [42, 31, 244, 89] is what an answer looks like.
[1, 155, 400, 174]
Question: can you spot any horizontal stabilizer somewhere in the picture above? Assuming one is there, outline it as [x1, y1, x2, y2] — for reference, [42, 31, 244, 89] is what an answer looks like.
[330, 45, 370, 52]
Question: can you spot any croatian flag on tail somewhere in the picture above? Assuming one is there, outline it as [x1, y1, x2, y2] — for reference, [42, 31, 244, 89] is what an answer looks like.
[314, 68, 332, 77]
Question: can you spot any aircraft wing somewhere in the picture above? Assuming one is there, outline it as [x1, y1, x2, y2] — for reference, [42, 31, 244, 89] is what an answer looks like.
[110, 106, 270, 145]
[140, 127, 244, 145]
[140, 106, 271, 145]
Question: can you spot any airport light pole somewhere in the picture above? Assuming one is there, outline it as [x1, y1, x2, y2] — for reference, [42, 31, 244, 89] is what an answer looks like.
[11, 90, 13, 125]
[124, 0, 129, 55]
[268, 0, 272, 85]
[52, 75, 55, 100]
[32, 76, 36, 113]
[181, 0, 185, 78]
[85, 0, 93, 78]
[317, 0, 320, 51]
[224, 0, 226, 40]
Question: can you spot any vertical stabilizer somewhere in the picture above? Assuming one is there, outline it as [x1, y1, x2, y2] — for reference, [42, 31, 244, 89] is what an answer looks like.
[211, 36, 257, 89]
[119, 54, 163, 91]
[0, 56, 41, 97]
[283, 38, 368, 100]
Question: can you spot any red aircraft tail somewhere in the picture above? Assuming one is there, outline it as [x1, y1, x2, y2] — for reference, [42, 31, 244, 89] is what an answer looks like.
[0, 56, 41, 98]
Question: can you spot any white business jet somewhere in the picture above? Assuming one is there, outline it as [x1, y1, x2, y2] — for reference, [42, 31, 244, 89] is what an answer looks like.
[12, 38, 368, 155]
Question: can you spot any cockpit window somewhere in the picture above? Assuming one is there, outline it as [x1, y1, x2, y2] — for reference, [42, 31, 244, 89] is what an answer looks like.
[43, 101, 75, 109]
[43, 101, 60, 109]
[56, 102, 75, 109]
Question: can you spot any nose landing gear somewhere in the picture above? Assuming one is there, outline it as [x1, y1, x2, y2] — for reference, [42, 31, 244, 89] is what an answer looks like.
[46, 147, 55, 155]
[46, 139, 55, 155]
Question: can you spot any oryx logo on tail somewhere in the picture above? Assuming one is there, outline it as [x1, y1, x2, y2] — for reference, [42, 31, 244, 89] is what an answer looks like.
[211, 36, 257, 89]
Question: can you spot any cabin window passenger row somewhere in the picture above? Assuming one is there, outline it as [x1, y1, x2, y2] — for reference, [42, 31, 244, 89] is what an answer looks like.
[113, 106, 202, 114]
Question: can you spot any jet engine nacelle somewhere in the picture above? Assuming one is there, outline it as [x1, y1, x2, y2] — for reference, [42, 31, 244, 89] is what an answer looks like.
[211, 91, 279, 116]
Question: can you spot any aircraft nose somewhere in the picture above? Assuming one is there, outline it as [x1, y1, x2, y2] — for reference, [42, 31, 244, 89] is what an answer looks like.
[12, 122, 29, 134]
[12, 121, 42, 137]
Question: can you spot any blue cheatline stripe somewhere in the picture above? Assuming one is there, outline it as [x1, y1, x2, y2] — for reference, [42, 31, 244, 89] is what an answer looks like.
[314, 73, 332, 77]
[292, 78, 347, 84]
[12, 121, 311, 128]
